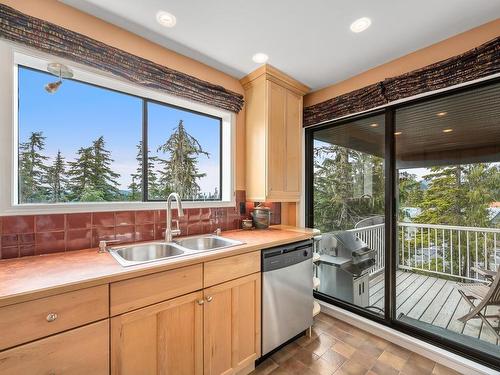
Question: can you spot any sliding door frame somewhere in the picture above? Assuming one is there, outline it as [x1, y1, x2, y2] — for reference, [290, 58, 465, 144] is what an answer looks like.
[305, 76, 500, 370]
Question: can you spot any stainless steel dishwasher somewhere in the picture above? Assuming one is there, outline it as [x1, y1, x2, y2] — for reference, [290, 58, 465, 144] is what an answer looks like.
[262, 239, 313, 355]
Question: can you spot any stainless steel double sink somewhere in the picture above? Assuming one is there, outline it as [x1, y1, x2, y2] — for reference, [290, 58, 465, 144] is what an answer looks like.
[108, 235, 244, 267]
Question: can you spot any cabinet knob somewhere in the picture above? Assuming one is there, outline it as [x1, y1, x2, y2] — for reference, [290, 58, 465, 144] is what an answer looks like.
[46, 313, 58, 322]
[197, 299, 205, 305]
[206, 296, 213, 302]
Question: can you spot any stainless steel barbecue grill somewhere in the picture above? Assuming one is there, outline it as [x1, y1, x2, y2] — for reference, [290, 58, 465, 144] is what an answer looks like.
[316, 231, 376, 307]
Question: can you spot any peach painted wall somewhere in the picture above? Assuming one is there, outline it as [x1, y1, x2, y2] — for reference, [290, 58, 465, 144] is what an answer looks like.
[0, 0, 246, 190]
[305, 19, 500, 108]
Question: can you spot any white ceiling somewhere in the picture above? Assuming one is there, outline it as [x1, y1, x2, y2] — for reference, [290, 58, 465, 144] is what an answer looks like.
[61, 0, 500, 90]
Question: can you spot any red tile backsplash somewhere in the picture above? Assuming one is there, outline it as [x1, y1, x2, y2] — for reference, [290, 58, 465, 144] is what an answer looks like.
[2, 215, 34, 234]
[115, 211, 135, 226]
[67, 213, 92, 229]
[92, 211, 115, 227]
[67, 229, 92, 251]
[35, 214, 65, 232]
[35, 231, 65, 255]
[0, 190, 281, 260]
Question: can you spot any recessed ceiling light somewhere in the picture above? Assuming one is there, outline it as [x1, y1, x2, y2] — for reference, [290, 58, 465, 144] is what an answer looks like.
[156, 10, 177, 28]
[370, 123, 378, 128]
[394, 131, 402, 136]
[350, 17, 372, 33]
[437, 111, 447, 117]
[252, 53, 269, 64]
[442, 128, 453, 133]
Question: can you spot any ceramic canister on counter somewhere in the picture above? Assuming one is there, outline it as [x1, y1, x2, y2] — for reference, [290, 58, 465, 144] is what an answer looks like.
[250, 204, 272, 229]
[242, 219, 253, 230]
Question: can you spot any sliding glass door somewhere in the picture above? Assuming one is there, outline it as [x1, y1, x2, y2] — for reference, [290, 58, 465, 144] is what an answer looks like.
[394, 81, 500, 361]
[306, 77, 500, 369]
[311, 114, 385, 316]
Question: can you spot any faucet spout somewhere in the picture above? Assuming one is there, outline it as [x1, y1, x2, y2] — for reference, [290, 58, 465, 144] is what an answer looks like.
[165, 193, 184, 242]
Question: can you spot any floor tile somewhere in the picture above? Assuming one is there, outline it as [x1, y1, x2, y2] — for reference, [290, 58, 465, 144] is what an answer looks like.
[334, 359, 369, 375]
[294, 347, 320, 367]
[369, 359, 399, 375]
[251, 358, 279, 375]
[377, 350, 407, 370]
[331, 341, 356, 358]
[431, 363, 462, 375]
[256, 313, 460, 375]
[308, 356, 339, 375]
[384, 343, 412, 360]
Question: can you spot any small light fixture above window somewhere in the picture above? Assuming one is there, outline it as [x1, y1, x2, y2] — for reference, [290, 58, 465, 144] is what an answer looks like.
[350, 17, 372, 33]
[252, 53, 269, 64]
[45, 63, 73, 94]
[370, 123, 378, 128]
[436, 111, 447, 117]
[156, 10, 177, 28]
[394, 131, 402, 136]
[442, 128, 453, 133]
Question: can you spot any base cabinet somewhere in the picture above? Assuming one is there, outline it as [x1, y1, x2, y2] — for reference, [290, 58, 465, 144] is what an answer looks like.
[111, 273, 261, 375]
[111, 291, 204, 375]
[0, 320, 109, 375]
[204, 273, 261, 375]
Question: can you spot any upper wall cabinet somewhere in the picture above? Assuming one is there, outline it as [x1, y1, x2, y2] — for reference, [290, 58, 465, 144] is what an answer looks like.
[241, 65, 309, 202]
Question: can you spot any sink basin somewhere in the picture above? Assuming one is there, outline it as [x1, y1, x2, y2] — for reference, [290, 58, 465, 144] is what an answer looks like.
[109, 236, 244, 267]
[175, 235, 244, 251]
[109, 243, 185, 267]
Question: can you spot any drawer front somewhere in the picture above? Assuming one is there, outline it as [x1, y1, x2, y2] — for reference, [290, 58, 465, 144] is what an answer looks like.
[0, 320, 109, 375]
[110, 264, 203, 315]
[0, 285, 109, 350]
[204, 251, 261, 288]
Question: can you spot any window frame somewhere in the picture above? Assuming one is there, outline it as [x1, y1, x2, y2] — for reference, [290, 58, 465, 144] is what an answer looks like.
[0, 44, 235, 215]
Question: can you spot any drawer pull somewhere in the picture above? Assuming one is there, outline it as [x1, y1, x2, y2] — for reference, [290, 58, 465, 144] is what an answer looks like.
[206, 296, 213, 302]
[197, 299, 205, 305]
[46, 313, 58, 322]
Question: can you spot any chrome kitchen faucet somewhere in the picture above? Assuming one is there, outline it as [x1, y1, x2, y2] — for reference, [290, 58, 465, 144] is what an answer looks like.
[165, 192, 184, 242]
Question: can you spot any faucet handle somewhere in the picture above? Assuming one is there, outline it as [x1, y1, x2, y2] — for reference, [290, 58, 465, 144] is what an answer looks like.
[214, 228, 222, 236]
[98, 239, 120, 253]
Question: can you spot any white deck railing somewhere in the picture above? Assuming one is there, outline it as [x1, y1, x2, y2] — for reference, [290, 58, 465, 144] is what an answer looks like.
[349, 223, 500, 282]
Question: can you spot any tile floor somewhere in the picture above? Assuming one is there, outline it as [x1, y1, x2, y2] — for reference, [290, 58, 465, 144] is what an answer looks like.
[251, 312, 462, 375]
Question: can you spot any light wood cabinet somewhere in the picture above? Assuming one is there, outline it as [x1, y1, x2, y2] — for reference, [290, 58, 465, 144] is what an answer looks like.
[111, 291, 204, 375]
[241, 65, 309, 202]
[0, 284, 108, 350]
[0, 320, 109, 375]
[204, 251, 260, 288]
[110, 264, 203, 315]
[204, 273, 261, 375]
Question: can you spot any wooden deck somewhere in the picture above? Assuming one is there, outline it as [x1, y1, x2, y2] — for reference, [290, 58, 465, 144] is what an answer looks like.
[369, 271, 499, 346]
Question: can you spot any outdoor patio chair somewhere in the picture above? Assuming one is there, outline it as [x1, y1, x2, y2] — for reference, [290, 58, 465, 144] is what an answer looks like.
[456, 266, 500, 341]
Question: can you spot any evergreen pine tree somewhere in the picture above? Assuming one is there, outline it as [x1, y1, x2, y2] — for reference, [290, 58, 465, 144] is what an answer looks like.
[156, 120, 209, 199]
[18, 131, 49, 203]
[91, 136, 121, 200]
[67, 146, 95, 201]
[128, 141, 161, 200]
[46, 150, 67, 202]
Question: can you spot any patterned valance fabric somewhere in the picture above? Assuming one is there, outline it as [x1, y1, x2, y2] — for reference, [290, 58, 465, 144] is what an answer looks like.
[304, 36, 500, 127]
[0, 4, 244, 113]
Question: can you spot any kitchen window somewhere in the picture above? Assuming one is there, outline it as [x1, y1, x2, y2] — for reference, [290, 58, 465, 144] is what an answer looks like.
[0, 50, 234, 213]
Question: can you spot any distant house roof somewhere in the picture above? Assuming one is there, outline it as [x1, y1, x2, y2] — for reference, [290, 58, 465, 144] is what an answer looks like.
[490, 202, 500, 208]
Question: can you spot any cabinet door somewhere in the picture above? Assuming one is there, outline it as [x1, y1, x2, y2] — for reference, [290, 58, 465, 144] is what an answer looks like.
[267, 80, 286, 197]
[111, 291, 203, 375]
[0, 320, 109, 375]
[284, 90, 302, 198]
[204, 273, 261, 375]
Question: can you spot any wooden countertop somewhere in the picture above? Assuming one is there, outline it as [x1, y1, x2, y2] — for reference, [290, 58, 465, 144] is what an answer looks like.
[0, 226, 317, 307]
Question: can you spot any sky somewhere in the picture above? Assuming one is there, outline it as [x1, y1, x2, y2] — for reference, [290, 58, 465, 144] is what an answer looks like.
[18, 66, 221, 194]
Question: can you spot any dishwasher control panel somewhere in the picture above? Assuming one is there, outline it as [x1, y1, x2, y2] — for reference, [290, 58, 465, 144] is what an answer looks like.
[262, 240, 313, 272]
